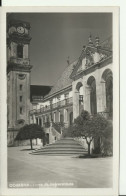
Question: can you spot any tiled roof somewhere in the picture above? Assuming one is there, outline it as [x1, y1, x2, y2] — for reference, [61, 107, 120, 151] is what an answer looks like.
[45, 60, 77, 98]
[101, 36, 112, 50]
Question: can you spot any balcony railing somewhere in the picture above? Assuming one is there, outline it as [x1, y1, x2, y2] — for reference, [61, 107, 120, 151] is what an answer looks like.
[29, 97, 73, 115]
[32, 96, 44, 102]
[52, 97, 73, 109]
[9, 57, 30, 65]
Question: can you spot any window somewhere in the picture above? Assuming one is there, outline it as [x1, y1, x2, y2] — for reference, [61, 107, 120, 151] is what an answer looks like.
[36, 118, 38, 124]
[66, 109, 68, 121]
[20, 84, 23, 91]
[20, 107, 23, 114]
[20, 96, 22, 102]
[17, 45, 23, 58]
[79, 95, 83, 102]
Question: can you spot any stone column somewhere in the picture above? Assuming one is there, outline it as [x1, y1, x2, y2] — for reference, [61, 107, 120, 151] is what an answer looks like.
[53, 112, 56, 122]
[41, 116, 43, 127]
[84, 85, 91, 114]
[58, 111, 60, 122]
[64, 108, 68, 127]
[33, 114, 36, 124]
[73, 91, 80, 119]
[49, 113, 52, 122]
[49, 99, 53, 121]
[23, 44, 28, 58]
[96, 78, 106, 113]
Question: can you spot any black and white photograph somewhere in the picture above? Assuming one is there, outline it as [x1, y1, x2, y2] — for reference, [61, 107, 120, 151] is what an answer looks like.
[0, 6, 119, 196]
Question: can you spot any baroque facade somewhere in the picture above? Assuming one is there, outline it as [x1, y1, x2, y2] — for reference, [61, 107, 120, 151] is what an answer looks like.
[7, 20, 113, 149]
[29, 35, 113, 146]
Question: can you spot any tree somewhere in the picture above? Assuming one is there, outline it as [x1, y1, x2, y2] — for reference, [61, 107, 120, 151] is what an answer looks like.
[72, 110, 111, 155]
[100, 123, 113, 156]
[15, 124, 45, 150]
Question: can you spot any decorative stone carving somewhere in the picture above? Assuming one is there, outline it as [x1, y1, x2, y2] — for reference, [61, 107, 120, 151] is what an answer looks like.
[18, 74, 26, 80]
[10, 57, 30, 65]
[85, 50, 94, 67]
[99, 53, 108, 61]
[16, 119, 25, 125]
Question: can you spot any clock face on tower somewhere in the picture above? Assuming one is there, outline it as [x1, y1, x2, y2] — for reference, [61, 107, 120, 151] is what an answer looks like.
[17, 26, 25, 34]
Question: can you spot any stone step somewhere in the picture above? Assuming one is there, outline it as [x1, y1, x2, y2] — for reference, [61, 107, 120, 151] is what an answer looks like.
[44, 144, 83, 148]
[47, 140, 80, 143]
[34, 146, 85, 152]
[46, 143, 82, 147]
[33, 148, 86, 153]
[47, 141, 82, 145]
[31, 137, 87, 156]
[31, 151, 86, 155]
[34, 147, 86, 152]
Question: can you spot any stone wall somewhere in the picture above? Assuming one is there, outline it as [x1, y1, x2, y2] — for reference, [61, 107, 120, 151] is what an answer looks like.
[44, 126, 62, 145]
[72, 63, 112, 119]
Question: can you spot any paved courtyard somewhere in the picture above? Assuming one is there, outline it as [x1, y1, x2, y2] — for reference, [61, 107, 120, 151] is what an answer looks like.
[8, 146, 113, 188]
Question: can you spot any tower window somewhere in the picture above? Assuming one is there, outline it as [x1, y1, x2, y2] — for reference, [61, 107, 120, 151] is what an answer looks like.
[17, 45, 23, 58]
[20, 96, 22, 102]
[20, 84, 23, 90]
[20, 107, 23, 114]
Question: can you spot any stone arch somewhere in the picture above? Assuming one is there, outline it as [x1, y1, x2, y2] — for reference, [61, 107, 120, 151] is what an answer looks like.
[76, 82, 83, 101]
[87, 76, 97, 115]
[76, 81, 84, 114]
[102, 69, 113, 118]
[76, 82, 83, 92]
[87, 76, 96, 86]
[102, 68, 112, 82]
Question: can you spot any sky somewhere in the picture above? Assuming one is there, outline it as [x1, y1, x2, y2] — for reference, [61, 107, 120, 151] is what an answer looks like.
[8, 13, 112, 86]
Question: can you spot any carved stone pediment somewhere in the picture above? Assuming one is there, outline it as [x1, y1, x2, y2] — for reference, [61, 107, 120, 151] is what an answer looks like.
[70, 44, 112, 79]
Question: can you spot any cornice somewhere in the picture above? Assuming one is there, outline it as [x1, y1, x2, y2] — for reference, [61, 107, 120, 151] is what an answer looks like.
[8, 20, 31, 30]
[7, 34, 32, 45]
[7, 63, 33, 74]
[70, 44, 112, 80]
[44, 85, 72, 101]
[72, 56, 112, 81]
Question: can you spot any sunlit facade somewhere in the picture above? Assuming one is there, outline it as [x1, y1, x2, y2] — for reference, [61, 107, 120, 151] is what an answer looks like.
[29, 35, 113, 145]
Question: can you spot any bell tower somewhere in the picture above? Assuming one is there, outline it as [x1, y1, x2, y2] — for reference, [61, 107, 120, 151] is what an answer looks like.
[7, 20, 32, 130]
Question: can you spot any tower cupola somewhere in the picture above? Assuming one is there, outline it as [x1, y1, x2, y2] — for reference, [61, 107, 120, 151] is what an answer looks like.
[88, 34, 94, 46]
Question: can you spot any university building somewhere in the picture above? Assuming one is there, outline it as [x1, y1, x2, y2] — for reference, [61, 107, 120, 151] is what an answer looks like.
[7, 20, 113, 148]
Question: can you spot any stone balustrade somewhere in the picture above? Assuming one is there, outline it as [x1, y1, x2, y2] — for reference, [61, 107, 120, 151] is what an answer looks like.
[29, 97, 73, 115]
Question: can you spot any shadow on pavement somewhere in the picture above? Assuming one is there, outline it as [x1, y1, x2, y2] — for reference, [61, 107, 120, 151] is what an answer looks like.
[20, 149, 35, 151]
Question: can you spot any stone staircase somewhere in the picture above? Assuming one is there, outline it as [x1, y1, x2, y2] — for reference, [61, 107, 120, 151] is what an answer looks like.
[31, 137, 87, 156]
